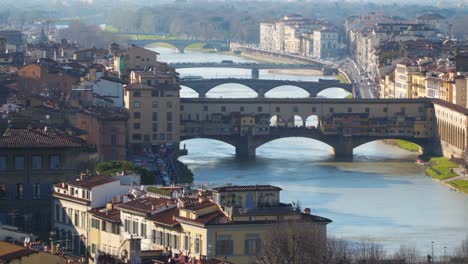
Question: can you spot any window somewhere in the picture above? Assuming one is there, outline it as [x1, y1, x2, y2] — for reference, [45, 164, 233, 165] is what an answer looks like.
[133, 91, 141, 97]
[365, 107, 370, 113]
[0, 156, 5, 170]
[111, 135, 117, 145]
[383, 107, 388, 113]
[132, 134, 142, 140]
[152, 102, 158, 108]
[293, 106, 298, 113]
[50, 155, 60, 169]
[184, 234, 189, 250]
[160, 133, 165, 140]
[347, 107, 352, 113]
[151, 90, 159, 97]
[91, 244, 96, 255]
[167, 123, 172, 132]
[172, 234, 178, 248]
[216, 235, 233, 256]
[221, 106, 226, 112]
[167, 134, 172, 140]
[33, 183, 40, 199]
[16, 183, 23, 199]
[140, 223, 147, 238]
[102, 220, 107, 231]
[245, 234, 261, 255]
[152, 134, 158, 140]
[329, 107, 334, 113]
[167, 112, 172, 121]
[133, 101, 141, 108]
[144, 135, 150, 142]
[275, 106, 280, 112]
[134, 112, 141, 119]
[75, 211, 79, 227]
[156, 231, 163, 245]
[195, 235, 201, 253]
[0, 184, 6, 200]
[203, 106, 208, 111]
[167, 102, 173, 108]
[15, 156, 24, 170]
[124, 219, 130, 233]
[312, 107, 316, 112]
[32, 156, 42, 169]
[401, 107, 406, 114]
[132, 221, 138, 235]
[258, 106, 263, 112]
[133, 123, 141, 129]
[152, 123, 158, 132]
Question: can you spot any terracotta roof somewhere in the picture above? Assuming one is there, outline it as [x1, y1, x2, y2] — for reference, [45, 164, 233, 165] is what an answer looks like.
[177, 210, 231, 226]
[183, 201, 217, 211]
[432, 98, 468, 115]
[68, 175, 117, 190]
[212, 185, 282, 192]
[0, 128, 86, 149]
[148, 207, 180, 226]
[125, 82, 180, 91]
[89, 207, 122, 223]
[116, 197, 175, 215]
[0, 242, 38, 262]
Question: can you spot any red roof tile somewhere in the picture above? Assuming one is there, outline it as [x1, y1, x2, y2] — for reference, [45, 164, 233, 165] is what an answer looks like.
[68, 175, 117, 190]
[0, 128, 85, 149]
[89, 207, 121, 223]
[148, 207, 180, 226]
[116, 197, 175, 215]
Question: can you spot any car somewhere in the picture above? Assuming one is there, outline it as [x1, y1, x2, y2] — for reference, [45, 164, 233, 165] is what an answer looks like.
[133, 159, 142, 166]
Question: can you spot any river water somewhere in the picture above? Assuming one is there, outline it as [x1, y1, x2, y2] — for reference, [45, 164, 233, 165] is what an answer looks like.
[151, 46, 468, 256]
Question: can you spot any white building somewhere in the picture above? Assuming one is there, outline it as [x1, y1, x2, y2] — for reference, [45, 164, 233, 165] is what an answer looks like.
[72, 77, 124, 108]
[313, 29, 339, 59]
[52, 175, 130, 257]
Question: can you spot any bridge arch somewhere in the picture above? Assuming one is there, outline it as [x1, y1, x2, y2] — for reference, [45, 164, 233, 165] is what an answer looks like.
[180, 86, 200, 98]
[264, 85, 310, 98]
[256, 137, 334, 152]
[144, 41, 206, 53]
[180, 138, 236, 149]
[269, 115, 286, 127]
[206, 83, 258, 98]
[316, 87, 353, 98]
[353, 138, 424, 154]
[305, 115, 319, 128]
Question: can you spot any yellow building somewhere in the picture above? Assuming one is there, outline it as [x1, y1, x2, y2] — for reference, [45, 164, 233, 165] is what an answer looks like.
[411, 73, 426, 98]
[85, 185, 331, 264]
[113, 45, 159, 77]
[124, 82, 181, 154]
[394, 63, 420, 98]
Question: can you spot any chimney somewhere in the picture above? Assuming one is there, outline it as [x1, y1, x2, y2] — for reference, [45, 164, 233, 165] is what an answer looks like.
[304, 208, 311, 215]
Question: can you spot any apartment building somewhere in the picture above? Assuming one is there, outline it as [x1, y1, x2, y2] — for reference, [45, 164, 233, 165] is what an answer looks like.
[52, 175, 130, 257]
[124, 82, 180, 154]
[113, 45, 159, 78]
[0, 126, 87, 237]
[395, 63, 420, 98]
[83, 184, 332, 264]
[259, 15, 339, 58]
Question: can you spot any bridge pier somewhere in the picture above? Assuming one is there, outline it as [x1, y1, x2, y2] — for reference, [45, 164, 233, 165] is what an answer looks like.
[235, 135, 256, 160]
[332, 137, 354, 161]
[251, 68, 259, 79]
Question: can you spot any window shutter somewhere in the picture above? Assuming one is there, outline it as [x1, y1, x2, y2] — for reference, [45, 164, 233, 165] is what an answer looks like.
[23, 183, 32, 200]
[216, 240, 222, 256]
[244, 240, 249, 255]
[229, 240, 233, 256]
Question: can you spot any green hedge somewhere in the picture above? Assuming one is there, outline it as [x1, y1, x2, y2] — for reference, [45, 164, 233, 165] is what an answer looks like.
[95, 160, 154, 184]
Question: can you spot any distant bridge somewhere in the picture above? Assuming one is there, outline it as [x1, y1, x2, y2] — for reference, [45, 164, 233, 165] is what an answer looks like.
[179, 78, 353, 97]
[180, 97, 440, 159]
[128, 39, 228, 53]
[170, 62, 324, 70]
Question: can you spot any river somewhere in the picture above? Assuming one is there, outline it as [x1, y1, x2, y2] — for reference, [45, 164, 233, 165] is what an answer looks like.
[150, 46, 468, 256]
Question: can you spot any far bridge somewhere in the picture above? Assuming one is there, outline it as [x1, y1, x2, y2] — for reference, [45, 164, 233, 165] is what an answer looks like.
[170, 62, 324, 70]
[180, 98, 441, 160]
[179, 78, 353, 98]
[128, 39, 228, 53]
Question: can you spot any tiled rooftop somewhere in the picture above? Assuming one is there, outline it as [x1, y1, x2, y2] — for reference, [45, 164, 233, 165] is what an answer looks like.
[89, 207, 122, 223]
[0, 128, 86, 149]
[148, 207, 180, 227]
[0, 242, 38, 262]
[116, 197, 176, 215]
[67, 175, 117, 190]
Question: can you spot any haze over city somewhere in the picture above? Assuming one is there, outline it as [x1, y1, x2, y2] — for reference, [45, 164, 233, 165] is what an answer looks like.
[0, 0, 467, 263]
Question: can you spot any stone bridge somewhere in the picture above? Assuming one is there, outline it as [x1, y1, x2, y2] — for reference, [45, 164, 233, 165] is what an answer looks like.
[128, 39, 228, 53]
[170, 62, 324, 70]
[180, 98, 441, 159]
[179, 78, 353, 97]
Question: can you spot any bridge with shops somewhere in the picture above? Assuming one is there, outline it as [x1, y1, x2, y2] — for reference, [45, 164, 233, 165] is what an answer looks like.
[179, 78, 353, 98]
[179, 98, 441, 159]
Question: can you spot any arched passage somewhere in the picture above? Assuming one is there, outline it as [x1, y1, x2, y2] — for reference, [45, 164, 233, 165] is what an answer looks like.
[291, 115, 304, 127]
[305, 115, 319, 128]
[316, 87, 352, 98]
[179, 138, 236, 158]
[269, 115, 286, 127]
[256, 137, 334, 159]
[206, 83, 258, 98]
[264, 85, 310, 98]
[353, 139, 423, 160]
[180, 86, 199, 98]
